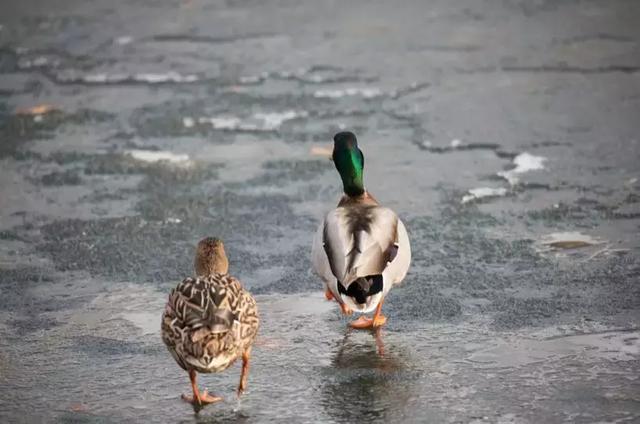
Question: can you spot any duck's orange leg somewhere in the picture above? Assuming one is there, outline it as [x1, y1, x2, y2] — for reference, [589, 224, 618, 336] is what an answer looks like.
[324, 287, 334, 301]
[350, 298, 387, 329]
[237, 348, 251, 396]
[326, 286, 353, 315]
[340, 301, 353, 316]
[181, 369, 222, 406]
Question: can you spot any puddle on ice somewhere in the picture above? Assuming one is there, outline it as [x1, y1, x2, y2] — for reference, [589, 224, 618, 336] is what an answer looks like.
[540, 231, 604, 250]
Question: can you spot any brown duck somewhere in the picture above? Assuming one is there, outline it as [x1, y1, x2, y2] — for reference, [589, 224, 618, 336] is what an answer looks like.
[161, 237, 259, 406]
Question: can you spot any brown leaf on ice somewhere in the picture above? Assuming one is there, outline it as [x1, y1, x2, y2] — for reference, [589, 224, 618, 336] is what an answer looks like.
[310, 146, 333, 158]
[16, 104, 59, 116]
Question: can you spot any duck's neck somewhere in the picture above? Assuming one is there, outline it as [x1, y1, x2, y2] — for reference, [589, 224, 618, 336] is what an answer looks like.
[338, 191, 378, 207]
[333, 147, 365, 197]
[194, 253, 229, 275]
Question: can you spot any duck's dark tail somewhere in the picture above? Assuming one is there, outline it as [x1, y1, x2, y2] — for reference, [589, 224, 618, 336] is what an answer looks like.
[337, 275, 383, 304]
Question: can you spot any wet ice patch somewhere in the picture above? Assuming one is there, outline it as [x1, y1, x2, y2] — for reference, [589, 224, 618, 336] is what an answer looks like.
[190, 110, 308, 131]
[126, 150, 191, 165]
[467, 328, 640, 368]
[462, 187, 508, 204]
[498, 152, 547, 185]
[313, 87, 383, 98]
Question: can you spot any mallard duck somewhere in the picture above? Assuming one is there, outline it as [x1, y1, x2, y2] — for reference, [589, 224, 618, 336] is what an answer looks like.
[161, 237, 259, 406]
[312, 131, 411, 329]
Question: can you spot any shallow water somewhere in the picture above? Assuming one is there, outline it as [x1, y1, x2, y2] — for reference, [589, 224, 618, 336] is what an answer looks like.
[1, 0, 639, 422]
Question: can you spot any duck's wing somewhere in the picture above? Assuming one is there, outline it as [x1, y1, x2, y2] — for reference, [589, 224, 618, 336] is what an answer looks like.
[320, 205, 399, 287]
[382, 217, 411, 289]
[312, 220, 336, 282]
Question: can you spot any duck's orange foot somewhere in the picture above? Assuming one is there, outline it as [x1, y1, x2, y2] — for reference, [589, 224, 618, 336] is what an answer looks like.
[349, 314, 387, 329]
[325, 288, 334, 301]
[340, 302, 353, 316]
[181, 390, 223, 406]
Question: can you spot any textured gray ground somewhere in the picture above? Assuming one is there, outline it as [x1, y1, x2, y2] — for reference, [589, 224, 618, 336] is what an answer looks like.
[0, 0, 639, 423]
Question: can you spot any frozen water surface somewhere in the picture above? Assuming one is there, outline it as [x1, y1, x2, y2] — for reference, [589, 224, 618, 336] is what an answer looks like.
[0, 0, 639, 423]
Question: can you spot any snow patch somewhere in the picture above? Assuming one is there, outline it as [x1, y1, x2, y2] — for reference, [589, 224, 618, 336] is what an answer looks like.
[115, 36, 133, 45]
[461, 187, 508, 204]
[182, 117, 195, 128]
[191, 110, 307, 131]
[254, 111, 307, 130]
[126, 150, 191, 165]
[62, 71, 199, 84]
[313, 87, 383, 98]
[498, 152, 546, 185]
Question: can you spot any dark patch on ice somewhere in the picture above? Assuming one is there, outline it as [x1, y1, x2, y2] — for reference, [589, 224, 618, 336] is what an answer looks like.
[0, 109, 114, 159]
[232, 159, 331, 187]
[38, 169, 83, 186]
[10, 316, 61, 333]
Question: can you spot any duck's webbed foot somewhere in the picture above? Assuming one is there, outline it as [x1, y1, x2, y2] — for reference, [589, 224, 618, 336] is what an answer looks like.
[182, 370, 223, 408]
[349, 298, 386, 329]
[349, 314, 387, 329]
[181, 390, 223, 405]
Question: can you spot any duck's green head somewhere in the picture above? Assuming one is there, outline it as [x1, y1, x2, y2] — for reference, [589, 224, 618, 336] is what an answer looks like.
[333, 131, 365, 196]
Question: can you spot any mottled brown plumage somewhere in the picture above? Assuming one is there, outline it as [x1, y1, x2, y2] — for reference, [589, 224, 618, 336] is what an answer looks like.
[161, 238, 259, 407]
